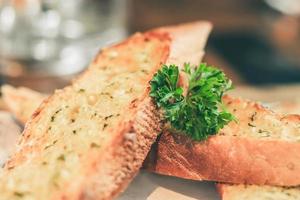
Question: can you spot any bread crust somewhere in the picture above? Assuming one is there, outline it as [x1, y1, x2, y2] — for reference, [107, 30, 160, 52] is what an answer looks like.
[4, 31, 171, 200]
[1, 85, 46, 124]
[216, 183, 300, 200]
[1, 21, 212, 200]
[154, 132, 300, 186]
[0, 111, 21, 165]
[148, 96, 300, 187]
[79, 21, 211, 200]
[217, 97, 300, 200]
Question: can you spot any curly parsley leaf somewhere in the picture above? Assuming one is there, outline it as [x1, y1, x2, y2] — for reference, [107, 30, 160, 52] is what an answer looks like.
[150, 63, 235, 141]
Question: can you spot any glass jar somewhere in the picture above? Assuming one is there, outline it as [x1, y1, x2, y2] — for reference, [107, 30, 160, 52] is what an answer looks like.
[0, 0, 128, 92]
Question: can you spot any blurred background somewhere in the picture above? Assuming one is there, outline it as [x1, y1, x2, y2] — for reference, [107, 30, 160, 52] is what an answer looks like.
[0, 0, 300, 93]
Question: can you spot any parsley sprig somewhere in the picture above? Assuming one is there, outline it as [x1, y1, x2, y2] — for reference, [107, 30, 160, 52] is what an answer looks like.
[150, 63, 235, 141]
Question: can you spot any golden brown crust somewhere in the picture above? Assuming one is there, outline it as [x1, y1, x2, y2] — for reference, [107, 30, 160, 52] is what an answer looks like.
[148, 96, 300, 187]
[272, 101, 300, 115]
[217, 98, 300, 200]
[77, 97, 162, 200]
[1, 21, 212, 200]
[154, 132, 300, 186]
[152, 21, 212, 67]
[79, 21, 211, 200]
[0, 111, 21, 165]
[1, 85, 47, 124]
[216, 183, 225, 199]
[4, 32, 171, 200]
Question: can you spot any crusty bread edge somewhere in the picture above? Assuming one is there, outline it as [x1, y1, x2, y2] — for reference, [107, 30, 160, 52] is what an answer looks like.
[78, 21, 212, 200]
[4, 21, 212, 200]
[148, 96, 300, 187]
[6, 32, 170, 200]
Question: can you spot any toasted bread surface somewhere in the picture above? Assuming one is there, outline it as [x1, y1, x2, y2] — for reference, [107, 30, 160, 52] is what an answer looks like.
[0, 98, 7, 111]
[217, 184, 300, 200]
[217, 97, 300, 200]
[149, 95, 300, 186]
[1, 21, 212, 127]
[0, 32, 169, 200]
[1, 85, 47, 124]
[0, 111, 21, 165]
[271, 100, 300, 115]
[0, 22, 212, 200]
[3, 87, 300, 199]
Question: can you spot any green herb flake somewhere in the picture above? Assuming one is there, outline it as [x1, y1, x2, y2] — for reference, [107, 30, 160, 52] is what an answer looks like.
[42, 161, 48, 165]
[90, 142, 101, 148]
[104, 115, 114, 120]
[57, 154, 65, 161]
[250, 112, 257, 121]
[248, 123, 256, 127]
[150, 63, 235, 141]
[103, 123, 108, 130]
[13, 191, 25, 197]
[258, 129, 270, 134]
[55, 109, 62, 114]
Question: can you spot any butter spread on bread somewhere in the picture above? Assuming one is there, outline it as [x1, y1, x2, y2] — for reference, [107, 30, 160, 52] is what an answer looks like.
[217, 97, 300, 200]
[148, 95, 300, 186]
[3, 85, 300, 199]
[0, 22, 212, 200]
[1, 85, 47, 125]
[217, 184, 300, 200]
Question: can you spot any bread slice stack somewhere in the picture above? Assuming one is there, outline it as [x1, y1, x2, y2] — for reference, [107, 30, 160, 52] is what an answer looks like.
[1, 21, 299, 199]
[146, 94, 300, 200]
[4, 85, 300, 199]
[0, 22, 212, 200]
[141, 25, 300, 200]
[216, 100, 300, 200]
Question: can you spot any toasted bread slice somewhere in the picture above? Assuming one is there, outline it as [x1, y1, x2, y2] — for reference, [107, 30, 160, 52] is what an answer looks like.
[148, 95, 300, 186]
[4, 87, 300, 199]
[0, 111, 21, 165]
[271, 100, 300, 115]
[217, 98, 300, 200]
[1, 85, 47, 124]
[5, 84, 300, 127]
[0, 98, 7, 111]
[0, 22, 212, 200]
[217, 184, 300, 200]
